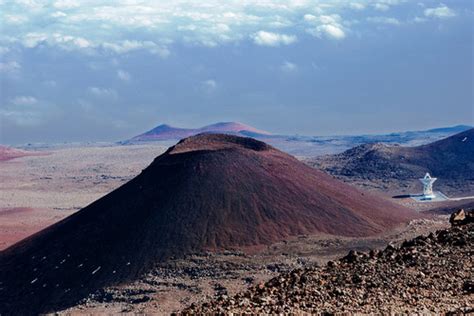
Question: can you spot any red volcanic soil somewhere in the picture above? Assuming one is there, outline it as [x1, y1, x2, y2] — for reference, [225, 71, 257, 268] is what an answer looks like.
[0, 208, 60, 251]
[0, 134, 418, 315]
[0, 145, 41, 161]
[130, 121, 271, 141]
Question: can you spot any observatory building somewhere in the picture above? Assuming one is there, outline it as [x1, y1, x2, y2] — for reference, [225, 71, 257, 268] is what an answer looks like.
[420, 173, 437, 199]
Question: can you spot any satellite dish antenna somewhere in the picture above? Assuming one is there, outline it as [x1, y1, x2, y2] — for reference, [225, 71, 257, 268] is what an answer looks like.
[419, 173, 437, 199]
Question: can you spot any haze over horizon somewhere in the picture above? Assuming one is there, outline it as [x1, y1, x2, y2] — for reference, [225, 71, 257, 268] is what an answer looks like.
[1, 0, 473, 144]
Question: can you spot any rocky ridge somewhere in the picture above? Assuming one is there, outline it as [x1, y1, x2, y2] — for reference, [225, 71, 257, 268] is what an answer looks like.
[185, 211, 473, 314]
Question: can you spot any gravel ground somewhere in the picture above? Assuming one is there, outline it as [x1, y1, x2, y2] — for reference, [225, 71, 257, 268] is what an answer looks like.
[186, 217, 473, 314]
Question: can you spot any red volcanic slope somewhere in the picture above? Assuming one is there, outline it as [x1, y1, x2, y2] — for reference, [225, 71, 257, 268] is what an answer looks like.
[0, 134, 417, 315]
[130, 121, 271, 141]
[0, 145, 37, 161]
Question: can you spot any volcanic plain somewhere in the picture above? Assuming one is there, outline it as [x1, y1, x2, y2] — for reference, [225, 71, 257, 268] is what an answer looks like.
[0, 132, 471, 314]
[0, 144, 167, 250]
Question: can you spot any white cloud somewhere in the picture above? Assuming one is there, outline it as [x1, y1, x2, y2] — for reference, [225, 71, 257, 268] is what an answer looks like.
[51, 11, 67, 18]
[349, 3, 366, 10]
[373, 0, 407, 10]
[0, 109, 43, 126]
[280, 61, 298, 72]
[19, 32, 92, 50]
[0, 47, 10, 55]
[44, 80, 58, 87]
[11, 96, 38, 105]
[53, 0, 79, 9]
[0, 61, 21, 73]
[4, 15, 28, 24]
[88, 87, 118, 98]
[73, 37, 91, 48]
[77, 98, 93, 112]
[319, 15, 342, 25]
[367, 17, 401, 25]
[102, 40, 170, 58]
[203, 79, 216, 89]
[413, 16, 427, 23]
[22, 32, 48, 48]
[17, 32, 171, 57]
[314, 24, 346, 40]
[424, 4, 456, 19]
[15, 0, 44, 10]
[303, 14, 317, 22]
[1, 96, 45, 126]
[252, 31, 297, 47]
[305, 14, 346, 40]
[0, 0, 460, 54]
[373, 3, 390, 11]
[201, 79, 217, 93]
[117, 69, 131, 81]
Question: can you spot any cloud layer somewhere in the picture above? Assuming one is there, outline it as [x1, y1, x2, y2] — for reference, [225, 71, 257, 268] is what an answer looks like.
[0, 0, 461, 56]
[0, 1, 470, 144]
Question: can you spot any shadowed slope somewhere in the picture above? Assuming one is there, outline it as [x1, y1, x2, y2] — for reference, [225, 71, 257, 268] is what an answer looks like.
[309, 129, 474, 192]
[0, 134, 417, 315]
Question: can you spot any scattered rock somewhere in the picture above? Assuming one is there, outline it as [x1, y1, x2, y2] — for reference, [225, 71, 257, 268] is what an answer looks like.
[184, 214, 473, 314]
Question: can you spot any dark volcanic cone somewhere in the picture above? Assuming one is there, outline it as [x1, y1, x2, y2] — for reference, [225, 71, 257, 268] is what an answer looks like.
[0, 134, 417, 315]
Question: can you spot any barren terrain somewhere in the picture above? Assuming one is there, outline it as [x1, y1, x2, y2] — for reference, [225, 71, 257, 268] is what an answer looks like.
[0, 138, 470, 314]
[187, 215, 473, 314]
[0, 135, 421, 315]
[0, 143, 166, 250]
[60, 217, 450, 314]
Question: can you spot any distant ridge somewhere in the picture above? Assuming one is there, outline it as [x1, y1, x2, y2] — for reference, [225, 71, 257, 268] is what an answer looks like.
[127, 121, 271, 142]
[308, 128, 474, 194]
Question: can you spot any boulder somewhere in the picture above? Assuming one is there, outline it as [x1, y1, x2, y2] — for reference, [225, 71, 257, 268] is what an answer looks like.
[449, 209, 474, 226]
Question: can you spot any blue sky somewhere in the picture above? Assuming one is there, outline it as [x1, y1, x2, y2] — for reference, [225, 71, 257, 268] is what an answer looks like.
[0, 0, 473, 144]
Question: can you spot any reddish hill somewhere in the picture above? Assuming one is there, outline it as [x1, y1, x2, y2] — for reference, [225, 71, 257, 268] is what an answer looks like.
[0, 134, 417, 315]
[128, 121, 271, 142]
[0, 145, 39, 161]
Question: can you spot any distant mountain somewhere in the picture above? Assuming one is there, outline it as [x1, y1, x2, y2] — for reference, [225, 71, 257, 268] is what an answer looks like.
[0, 134, 417, 314]
[126, 122, 271, 143]
[123, 123, 472, 158]
[279, 124, 474, 156]
[362, 124, 473, 146]
[308, 128, 474, 194]
[420, 125, 472, 134]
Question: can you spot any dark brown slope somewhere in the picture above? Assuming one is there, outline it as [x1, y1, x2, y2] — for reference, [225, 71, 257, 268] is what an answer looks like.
[417, 128, 474, 178]
[0, 134, 416, 315]
[309, 128, 474, 194]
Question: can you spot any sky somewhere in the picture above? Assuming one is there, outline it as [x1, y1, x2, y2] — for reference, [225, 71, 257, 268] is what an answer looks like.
[0, 0, 473, 144]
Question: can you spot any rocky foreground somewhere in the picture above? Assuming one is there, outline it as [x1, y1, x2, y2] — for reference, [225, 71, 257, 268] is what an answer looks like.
[185, 210, 473, 314]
